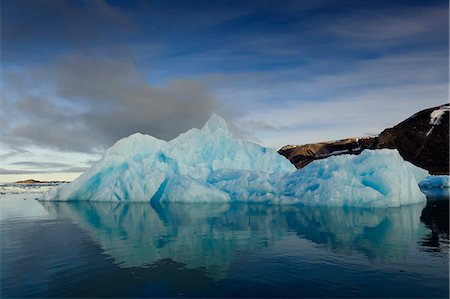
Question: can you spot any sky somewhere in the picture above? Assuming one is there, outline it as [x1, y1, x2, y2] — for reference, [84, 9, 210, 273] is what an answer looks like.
[1, 0, 448, 182]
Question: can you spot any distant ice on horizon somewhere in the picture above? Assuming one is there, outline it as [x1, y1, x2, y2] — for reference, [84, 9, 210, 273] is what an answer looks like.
[42, 114, 429, 207]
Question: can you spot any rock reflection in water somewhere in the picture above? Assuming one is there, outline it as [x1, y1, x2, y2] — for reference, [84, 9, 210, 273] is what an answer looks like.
[420, 193, 449, 251]
[40, 200, 437, 278]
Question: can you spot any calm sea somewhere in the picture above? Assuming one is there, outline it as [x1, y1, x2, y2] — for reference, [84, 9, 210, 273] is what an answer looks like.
[1, 190, 448, 298]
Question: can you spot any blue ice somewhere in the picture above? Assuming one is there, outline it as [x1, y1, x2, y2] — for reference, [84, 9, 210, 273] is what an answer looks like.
[44, 114, 429, 207]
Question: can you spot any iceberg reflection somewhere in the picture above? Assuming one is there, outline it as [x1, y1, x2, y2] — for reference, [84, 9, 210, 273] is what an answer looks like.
[40, 201, 431, 277]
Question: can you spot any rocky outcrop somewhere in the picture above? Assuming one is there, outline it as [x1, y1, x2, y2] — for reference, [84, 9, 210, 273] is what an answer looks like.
[377, 104, 449, 175]
[279, 104, 449, 175]
[15, 179, 69, 184]
[15, 179, 44, 184]
[278, 137, 378, 169]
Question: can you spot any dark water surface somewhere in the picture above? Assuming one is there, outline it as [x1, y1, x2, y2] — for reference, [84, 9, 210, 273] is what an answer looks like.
[1, 195, 448, 298]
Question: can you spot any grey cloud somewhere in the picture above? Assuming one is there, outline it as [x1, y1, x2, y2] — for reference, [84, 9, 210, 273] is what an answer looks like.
[5, 161, 91, 174]
[0, 167, 89, 175]
[240, 120, 277, 131]
[2, 53, 221, 153]
[328, 5, 448, 43]
[225, 120, 278, 145]
[3, 0, 135, 48]
[60, 167, 90, 173]
[0, 168, 41, 175]
[11, 161, 74, 169]
[0, 147, 31, 159]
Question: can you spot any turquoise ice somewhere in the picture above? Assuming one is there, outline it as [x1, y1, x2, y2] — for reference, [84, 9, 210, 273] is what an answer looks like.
[44, 114, 428, 207]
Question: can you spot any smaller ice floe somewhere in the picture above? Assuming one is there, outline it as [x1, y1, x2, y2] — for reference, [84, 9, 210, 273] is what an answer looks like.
[418, 175, 450, 200]
[419, 176, 450, 189]
[426, 104, 449, 136]
[43, 114, 428, 207]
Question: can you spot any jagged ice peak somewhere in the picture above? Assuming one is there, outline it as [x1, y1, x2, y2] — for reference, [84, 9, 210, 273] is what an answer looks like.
[201, 113, 230, 134]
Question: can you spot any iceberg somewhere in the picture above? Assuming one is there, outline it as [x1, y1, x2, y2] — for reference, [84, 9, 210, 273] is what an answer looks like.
[44, 114, 428, 207]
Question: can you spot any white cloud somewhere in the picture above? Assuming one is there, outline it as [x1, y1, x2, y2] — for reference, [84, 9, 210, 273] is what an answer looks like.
[211, 51, 448, 148]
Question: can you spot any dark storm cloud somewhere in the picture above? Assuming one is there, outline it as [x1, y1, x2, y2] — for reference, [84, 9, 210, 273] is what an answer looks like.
[2, 0, 136, 61]
[2, 53, 220, 153]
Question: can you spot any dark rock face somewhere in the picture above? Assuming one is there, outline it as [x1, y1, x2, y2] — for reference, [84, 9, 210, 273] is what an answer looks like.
[278, 104, 449, 175]
[278, 137, 378, 169]
[377, 104, 449, 175]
